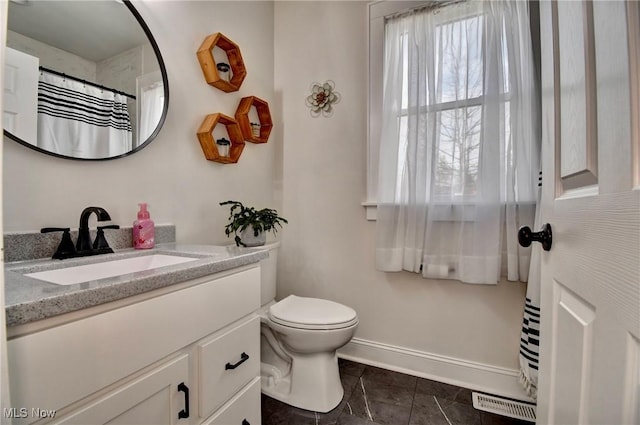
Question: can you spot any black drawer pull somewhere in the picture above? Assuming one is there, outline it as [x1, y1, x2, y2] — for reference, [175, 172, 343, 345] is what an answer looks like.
[242, 420, 250, 425]
[178, 382, 190, 419]
[225, 352, 249, 370]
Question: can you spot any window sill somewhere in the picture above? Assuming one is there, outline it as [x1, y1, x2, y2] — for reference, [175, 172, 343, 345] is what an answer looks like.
[363, 202, 475, 222]
[362, 201, 535, 223]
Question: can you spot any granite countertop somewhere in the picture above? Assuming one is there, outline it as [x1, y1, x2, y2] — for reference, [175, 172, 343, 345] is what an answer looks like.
[4, 243, 268, 327]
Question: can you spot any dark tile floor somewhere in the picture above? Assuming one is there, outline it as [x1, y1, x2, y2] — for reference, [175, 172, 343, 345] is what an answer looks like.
[261, 359, 535, 425]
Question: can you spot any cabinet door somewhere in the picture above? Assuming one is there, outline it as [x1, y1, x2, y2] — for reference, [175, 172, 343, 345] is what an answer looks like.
[52, 354, 190, 425]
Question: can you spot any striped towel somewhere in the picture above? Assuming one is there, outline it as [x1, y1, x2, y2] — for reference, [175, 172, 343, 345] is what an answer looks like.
[519, 171, 542, 399]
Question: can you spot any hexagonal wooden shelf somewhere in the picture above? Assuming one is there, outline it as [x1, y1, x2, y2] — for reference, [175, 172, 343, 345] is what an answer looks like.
[197, 113, 245, 163]
[235, 96, 272, 144]
[197, 32, 247, 93]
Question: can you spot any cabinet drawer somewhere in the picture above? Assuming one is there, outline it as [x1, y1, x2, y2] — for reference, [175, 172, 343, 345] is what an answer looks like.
[203, 377, 261, 425]
[199, 316, 260, 418]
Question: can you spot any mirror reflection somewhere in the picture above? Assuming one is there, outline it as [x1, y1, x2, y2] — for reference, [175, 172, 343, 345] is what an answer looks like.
[4, 0, 168, 160]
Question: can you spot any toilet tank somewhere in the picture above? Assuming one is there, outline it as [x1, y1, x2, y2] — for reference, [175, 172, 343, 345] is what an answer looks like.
[259, 241, 280, 306]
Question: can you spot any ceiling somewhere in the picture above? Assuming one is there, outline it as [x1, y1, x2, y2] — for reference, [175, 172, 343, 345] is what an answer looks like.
[7, 0, 150, 63]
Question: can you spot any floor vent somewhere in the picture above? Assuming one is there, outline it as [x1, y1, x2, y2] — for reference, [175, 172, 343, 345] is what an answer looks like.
[472, 392, 537, 422]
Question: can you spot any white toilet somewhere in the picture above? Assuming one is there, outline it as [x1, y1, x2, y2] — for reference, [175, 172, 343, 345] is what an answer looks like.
[258, 242, 358, 413]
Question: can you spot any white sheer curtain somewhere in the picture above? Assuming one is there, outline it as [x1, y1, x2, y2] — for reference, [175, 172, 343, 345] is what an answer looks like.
[376, 0, 539, 284]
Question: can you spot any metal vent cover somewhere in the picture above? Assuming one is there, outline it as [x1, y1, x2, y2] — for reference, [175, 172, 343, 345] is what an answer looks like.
[472, 392, 537, 422]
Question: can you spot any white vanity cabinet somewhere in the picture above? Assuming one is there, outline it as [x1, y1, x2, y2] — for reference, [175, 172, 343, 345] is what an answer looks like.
[7, 264, 262, 425]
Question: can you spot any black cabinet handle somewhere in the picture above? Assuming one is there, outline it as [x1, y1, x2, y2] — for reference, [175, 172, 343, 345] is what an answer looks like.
[242, 420, 250, 425]
[518, 223, 553, 251]
[225, 352, 249, 370]
[178, 382, 190, 419]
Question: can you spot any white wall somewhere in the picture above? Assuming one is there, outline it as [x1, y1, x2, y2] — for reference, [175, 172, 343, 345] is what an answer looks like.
[3, 1, 278, 246]
[7, 30, 96, 81]
[274, 0, 527, 392]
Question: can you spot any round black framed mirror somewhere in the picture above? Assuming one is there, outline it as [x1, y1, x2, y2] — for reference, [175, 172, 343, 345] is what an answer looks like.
[4, 0, 169, 161]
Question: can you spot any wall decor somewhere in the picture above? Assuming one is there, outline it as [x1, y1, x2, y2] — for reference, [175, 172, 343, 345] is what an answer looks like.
[235, 96, 273, 143]
[197, 33, 246, 92]
[197, 113, 245, 163]
[305, 80, 341, 118]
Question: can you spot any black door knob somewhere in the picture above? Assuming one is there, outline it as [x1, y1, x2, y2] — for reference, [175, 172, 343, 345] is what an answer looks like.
[518, 223, 552, 251]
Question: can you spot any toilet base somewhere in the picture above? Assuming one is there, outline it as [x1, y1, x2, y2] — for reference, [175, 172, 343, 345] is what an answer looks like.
[261, 351, 344, 413]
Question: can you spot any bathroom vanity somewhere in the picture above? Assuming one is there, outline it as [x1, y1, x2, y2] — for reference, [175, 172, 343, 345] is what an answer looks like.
[4, 244, 267, 425]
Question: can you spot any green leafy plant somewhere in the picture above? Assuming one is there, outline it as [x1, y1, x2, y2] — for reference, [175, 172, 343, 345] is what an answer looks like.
[220, 200, 288, 247]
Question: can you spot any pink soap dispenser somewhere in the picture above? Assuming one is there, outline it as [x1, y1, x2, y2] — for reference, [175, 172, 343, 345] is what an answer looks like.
[133, 203, 155, 249]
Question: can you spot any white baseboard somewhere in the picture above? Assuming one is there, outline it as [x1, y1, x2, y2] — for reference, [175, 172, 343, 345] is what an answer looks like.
[338, 337, 535, 403]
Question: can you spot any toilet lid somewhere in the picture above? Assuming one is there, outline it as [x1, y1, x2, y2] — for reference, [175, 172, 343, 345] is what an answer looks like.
[269, 295, 358, 330]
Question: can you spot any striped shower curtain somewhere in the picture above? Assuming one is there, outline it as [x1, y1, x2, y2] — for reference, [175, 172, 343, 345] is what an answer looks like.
[37, 72, 132, 159]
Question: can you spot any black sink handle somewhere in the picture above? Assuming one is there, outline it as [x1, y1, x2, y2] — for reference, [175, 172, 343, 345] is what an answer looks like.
[41, 227, 76, 260]
[41, 227, 71, 233]
[97, 225, 120, 230]
[93, 225, 120, 251]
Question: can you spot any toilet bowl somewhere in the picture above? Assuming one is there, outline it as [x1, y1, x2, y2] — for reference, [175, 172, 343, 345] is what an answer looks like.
[257, 243, 358, 413]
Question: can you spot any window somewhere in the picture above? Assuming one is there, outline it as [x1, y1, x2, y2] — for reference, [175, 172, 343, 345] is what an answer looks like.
[371, 0, 540, 284]
[397, 7, 487, 201]
[367, 1, 530, 217]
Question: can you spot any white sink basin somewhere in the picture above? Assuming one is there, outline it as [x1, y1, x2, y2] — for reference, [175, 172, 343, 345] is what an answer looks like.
[25, 254, 200, 285]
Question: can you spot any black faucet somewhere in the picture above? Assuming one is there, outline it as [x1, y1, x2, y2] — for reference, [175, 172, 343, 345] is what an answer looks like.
[41, 206, 119, 259]
[76, 206, 114, 253]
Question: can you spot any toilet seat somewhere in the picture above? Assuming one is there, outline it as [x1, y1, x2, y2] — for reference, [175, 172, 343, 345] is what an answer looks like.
[269, 295, 358, 330]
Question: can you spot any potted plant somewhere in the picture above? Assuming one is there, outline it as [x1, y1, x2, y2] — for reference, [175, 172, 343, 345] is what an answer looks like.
[220, 200, 288, 247]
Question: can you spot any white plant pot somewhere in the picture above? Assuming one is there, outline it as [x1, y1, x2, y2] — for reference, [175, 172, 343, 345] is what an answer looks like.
[240, 228, 266, 247]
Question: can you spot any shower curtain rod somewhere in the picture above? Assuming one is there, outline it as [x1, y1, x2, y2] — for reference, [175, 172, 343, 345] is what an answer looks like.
[39, 66, 136, 100]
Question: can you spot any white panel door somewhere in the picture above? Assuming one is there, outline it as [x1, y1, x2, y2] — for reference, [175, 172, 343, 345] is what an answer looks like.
[537, 1, 640, 424]
[3, 47, 38, 143]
